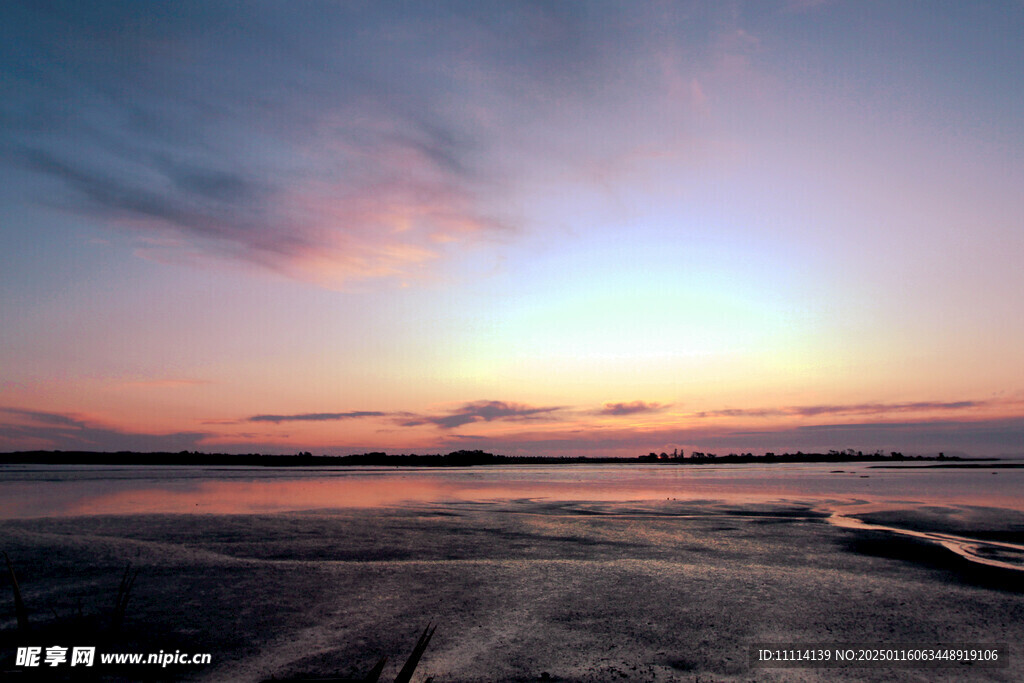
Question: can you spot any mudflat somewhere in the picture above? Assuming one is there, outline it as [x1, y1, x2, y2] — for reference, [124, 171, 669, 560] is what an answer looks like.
[2, 500, 1022, 681]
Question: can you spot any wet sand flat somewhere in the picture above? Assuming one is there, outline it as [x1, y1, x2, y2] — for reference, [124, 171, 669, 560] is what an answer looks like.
[2, 500, 1022, 681]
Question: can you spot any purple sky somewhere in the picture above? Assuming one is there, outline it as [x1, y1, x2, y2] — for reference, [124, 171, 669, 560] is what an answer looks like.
[2, 1, 1023, 457]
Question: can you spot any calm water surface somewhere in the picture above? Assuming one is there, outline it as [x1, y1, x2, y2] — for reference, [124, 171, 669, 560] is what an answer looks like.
[2, 461, 1022, 519]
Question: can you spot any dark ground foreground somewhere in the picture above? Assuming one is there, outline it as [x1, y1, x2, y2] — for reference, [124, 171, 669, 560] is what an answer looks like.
[1, 500, 1022, 682]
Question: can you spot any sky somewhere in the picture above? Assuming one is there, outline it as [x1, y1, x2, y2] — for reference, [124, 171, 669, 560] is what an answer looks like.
[1, 0, 1023, 458]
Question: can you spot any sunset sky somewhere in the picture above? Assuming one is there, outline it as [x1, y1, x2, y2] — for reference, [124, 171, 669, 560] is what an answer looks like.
[2, 1, 1023, 457]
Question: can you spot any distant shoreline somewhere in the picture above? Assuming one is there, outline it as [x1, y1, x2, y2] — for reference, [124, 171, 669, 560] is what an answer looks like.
[869, 462, 1022, 469]
[0, 449, 991, 467]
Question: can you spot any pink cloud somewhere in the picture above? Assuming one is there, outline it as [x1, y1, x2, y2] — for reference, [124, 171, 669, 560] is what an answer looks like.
[694, 400, 1001, 420]
[399, 400, 565, 430]
[598, 401, 669, 416]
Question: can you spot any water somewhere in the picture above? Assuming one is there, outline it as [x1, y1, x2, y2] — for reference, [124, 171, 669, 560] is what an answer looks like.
[3, 461, 1023, 680]
[2, 461, 1022, 519]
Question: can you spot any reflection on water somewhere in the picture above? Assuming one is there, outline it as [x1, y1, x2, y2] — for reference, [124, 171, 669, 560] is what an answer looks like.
[828, 512, 1024, 572]
[1, 462, 1022, 519]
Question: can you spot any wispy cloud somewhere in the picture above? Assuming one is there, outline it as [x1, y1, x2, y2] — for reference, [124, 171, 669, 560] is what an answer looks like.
[248, 411, 387, 424]
[695, 400, 989, 419]
[1, 2, 763, 287]
[7, 401, 1023, 458]
[400, 400, 564, 430]
[434, 415, 1024, 459]
[1, 2, 518, 287]
[0, 407, 209, 452]
[597, 401, 668, 416]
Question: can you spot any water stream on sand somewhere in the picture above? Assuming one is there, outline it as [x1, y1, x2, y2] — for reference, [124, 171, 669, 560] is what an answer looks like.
[4, 460, 1023, 572]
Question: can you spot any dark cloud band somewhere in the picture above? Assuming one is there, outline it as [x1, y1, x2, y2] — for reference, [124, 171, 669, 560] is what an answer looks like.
[400, 400, 564, 429]
[248, 412, 387, 424]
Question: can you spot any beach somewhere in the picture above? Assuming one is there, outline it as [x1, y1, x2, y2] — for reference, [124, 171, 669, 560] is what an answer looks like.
[2, 464, 1023, 681]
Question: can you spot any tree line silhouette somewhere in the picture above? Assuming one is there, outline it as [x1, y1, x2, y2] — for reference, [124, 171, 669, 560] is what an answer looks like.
[0, 449, 966, 467]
